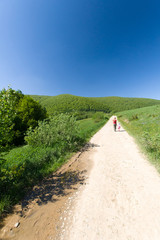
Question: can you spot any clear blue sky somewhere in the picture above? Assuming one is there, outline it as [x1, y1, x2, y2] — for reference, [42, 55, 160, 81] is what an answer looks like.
[0, 0, 160, 98]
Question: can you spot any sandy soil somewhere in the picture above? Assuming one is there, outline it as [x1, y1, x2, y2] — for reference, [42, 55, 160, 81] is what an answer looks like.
[1, 117, 160, 240]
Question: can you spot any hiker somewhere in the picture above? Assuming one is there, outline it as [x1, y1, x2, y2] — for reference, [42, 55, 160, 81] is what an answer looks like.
[113, 117, 117, 131]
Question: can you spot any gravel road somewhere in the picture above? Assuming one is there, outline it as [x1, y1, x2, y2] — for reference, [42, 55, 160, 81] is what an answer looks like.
[59, 117, 160, 240]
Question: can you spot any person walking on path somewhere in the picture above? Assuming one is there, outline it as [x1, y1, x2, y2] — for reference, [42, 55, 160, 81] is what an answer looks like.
[113, 117, 117, 131]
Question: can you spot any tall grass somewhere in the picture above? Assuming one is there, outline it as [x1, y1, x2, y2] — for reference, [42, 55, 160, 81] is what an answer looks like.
[117, 105, 160, 171]
[78, 115, 108, 140]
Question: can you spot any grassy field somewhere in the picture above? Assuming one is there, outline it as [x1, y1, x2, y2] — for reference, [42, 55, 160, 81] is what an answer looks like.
[0, 117, 107, 217]
[117, 104, 160, 172]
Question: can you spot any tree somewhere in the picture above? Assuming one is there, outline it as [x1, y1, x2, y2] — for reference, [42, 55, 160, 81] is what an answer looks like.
[13, 96, 48, 145]
[0, 87, 48, 149]
[0, 87, 22, 152]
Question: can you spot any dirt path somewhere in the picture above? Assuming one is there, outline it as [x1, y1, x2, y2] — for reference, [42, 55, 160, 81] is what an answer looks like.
[0, 142, 93, 240]
[58, 117, 160, 240]
[1, 117, 160, 239]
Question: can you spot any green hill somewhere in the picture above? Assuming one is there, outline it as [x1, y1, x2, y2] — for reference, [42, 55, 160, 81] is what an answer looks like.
[30, 94, 160, 115]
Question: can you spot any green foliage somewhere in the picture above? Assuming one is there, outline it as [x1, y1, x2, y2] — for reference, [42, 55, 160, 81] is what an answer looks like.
[92, 112, 107, 122]
[0, 87, 22, 152]
[141, 132, 160, 154]
[0, 87, 48, 149]
[78, 118, 107, 140]
[30, 94, 160, 115]
[0, 195, 11, 215]
[0, 115, 107, 216]
[129, 114, 139, 121]
[71, 111, 95, 120]
[13, 95, 48, 145]
[118, 104, 160, 167]
[25, 114, 84, 151]
[0, 146, 59, 215]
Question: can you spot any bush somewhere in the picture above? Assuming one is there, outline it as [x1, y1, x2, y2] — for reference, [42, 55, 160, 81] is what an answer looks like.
[72, 111, 95, 120]
[25, 114, 85, 152]
[13, 95, 48, 145]
[92, 112, 107, 122]
[0, 87, 48, 150]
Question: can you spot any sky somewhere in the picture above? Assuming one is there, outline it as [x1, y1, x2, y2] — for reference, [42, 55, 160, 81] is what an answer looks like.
[0, 0, 160, 98]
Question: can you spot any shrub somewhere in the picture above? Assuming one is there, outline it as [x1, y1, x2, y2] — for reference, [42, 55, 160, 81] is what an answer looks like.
[25, 114, 85, 152]
[0, 87, 48, 150]
[92, 112, 106, 122]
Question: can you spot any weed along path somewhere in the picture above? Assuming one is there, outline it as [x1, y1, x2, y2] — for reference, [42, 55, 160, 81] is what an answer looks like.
[1, 117, 160, 240]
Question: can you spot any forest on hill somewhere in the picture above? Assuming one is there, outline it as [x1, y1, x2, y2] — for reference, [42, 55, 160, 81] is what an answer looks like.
[30, 94, 160, 115]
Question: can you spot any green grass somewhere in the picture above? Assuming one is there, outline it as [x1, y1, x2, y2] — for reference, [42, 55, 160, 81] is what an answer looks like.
[0, 117, 107, 217]
[78, 118, 107, 140]
[117, 104, 160, 172]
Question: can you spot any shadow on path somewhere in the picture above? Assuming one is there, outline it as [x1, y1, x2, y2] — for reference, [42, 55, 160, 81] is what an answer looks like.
[21, 169, 86, 212]
[116, 130, 126, 132]
[20, 142, 98, 215]
[0, 142, 97, 227]
[83, 142, 100, 149]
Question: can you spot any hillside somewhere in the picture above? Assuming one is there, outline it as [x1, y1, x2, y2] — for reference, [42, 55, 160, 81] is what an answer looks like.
[117, 104, 160, 169]
[117, 104, 160, 136]
[30, 94, 160, 115]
